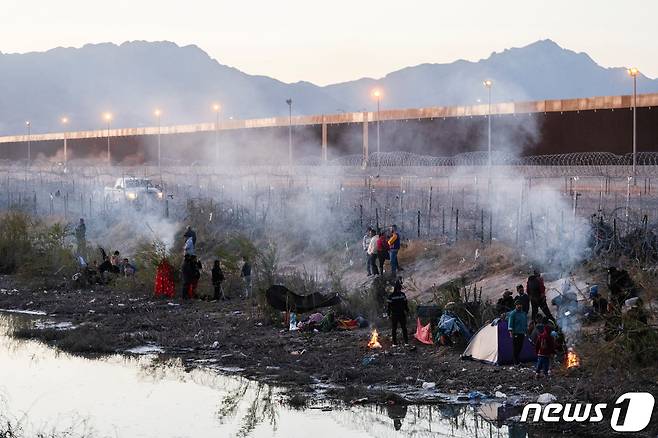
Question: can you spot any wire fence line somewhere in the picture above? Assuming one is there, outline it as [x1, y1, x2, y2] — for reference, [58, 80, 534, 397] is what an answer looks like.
[2, 151, 658, 180]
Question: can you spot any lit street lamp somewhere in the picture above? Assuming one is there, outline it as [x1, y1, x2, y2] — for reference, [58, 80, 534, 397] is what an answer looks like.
[483, 79, 493, 169]
[103, 112, 112, 164]
[286, 98, 293, 168]
[212, 103, 221, 163]
[61, 117, 69, 165]
[371, 89, 382, 172]
[25, 121, 31, 163]
[154, 109, 162, 168]
[627, 67, 639, 182]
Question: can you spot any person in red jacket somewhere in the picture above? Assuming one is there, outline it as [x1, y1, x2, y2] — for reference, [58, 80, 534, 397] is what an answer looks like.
[535, 325, 556, 378]
[526, 270, 555, 324]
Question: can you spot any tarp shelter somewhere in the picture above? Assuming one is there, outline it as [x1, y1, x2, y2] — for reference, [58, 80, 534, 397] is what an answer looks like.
[461, 318, 536, 365]
[265, 285, 341, 312]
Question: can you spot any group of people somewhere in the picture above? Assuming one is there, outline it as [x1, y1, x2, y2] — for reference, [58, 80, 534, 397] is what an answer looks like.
[362, 225, 401, 277]
[499, 270, 558, 378]
[179, 226, 252, 301]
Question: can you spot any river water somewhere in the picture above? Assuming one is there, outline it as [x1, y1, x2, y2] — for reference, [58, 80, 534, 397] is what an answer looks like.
[0, 314, 525, 437]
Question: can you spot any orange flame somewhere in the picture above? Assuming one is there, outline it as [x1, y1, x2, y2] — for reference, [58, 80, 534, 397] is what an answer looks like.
[367, 329, 382, 349]
[566, 348, 581, 368]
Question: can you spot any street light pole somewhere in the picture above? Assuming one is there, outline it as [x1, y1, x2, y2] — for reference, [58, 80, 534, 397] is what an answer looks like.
[371, 89, 382, 173]
[628, 67, 639, 182]
[61, 117, 69, 165]
[104, 113, 112, 165]
[25, 121, 31, 163]
[212, 103, 220, 163]
[483, 80, 493, 169]
[286, 98, 293, 168]
[155, 109, 162, 169]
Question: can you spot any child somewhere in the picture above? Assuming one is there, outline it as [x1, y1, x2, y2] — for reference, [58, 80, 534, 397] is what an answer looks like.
[535, 325, 556, 378]
[211, 260, 225, 301]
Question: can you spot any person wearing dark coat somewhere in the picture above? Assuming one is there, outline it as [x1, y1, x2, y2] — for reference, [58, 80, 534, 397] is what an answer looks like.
[514, 284, 530, 314]
[181, 255, 196, 299]
[526, 270, 555, 324]
[387, 278, 409, 345]
[607, 267, 638, 307]
[211, 260, 225, 301]
[496, 289, 515, 314]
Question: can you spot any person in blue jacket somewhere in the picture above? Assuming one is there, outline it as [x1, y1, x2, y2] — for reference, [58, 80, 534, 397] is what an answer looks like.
[507, 299, 528, 365]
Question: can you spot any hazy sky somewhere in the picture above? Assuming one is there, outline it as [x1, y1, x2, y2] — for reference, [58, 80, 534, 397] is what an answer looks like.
[1, 0, 656, 85]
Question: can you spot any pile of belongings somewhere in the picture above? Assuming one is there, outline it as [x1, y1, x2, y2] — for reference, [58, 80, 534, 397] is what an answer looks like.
[295, 311, 368, 332]
[414, 305, 471, 346]
[266, 285, 341, 312]
[435, 310, 472, 346]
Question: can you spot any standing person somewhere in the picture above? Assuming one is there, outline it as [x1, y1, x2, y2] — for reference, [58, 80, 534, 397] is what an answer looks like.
[184, 226, 197, 246]
[75, 218, 86, 254]
[154, 258, 175, 298]
[387, 278, 409, 346]
[526, 270, 555, 324]
[181, 255, 194, 300]
[514, 284, 530, 314]
[535, 325, 556, 378]
[377, 230, 390, 275]
[211, 260, 225, 301]
[507, 299, 528, 365]
[362, 226, 374, 275]
[387, 224, 401, 278]
[110, 251, 121, 267]
[190, 255, 202, 299]
[241, 256, 252, 299]
[184, 235, 195, 256]
[366, 229, 379, 276]
[496, 289, 515, 315]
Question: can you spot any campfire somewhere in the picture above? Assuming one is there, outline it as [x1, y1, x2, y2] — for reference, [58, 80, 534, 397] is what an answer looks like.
[367, 329, 382, 349]
[566, 347, 581, 368]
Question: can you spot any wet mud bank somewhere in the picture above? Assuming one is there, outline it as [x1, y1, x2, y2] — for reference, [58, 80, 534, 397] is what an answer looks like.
[1, 278, 657, 437]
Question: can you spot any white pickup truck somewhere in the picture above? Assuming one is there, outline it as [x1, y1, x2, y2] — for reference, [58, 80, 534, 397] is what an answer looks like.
[104, 177, 164, 202]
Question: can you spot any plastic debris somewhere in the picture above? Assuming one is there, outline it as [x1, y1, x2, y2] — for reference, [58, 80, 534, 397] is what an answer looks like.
[468, 391, 486, 400]
[537, 393, 557, 404]
[422, 382, 436, 390]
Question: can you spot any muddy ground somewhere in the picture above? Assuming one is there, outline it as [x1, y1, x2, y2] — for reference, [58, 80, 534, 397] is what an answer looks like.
[1, 275, 657, 437]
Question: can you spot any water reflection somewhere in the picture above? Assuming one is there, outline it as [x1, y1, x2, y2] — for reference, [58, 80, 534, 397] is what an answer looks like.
[0, 314, 523, 437]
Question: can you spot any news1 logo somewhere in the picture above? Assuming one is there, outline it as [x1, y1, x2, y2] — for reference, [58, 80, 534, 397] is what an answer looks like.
[521, 392, 655, 432]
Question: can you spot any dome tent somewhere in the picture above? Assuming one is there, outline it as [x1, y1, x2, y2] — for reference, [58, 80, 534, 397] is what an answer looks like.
[462, 318, 536, 365]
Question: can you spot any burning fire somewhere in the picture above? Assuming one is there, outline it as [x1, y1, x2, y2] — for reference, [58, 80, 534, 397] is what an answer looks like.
[367, 329, 382, 349]
[566, 348, 581, 368]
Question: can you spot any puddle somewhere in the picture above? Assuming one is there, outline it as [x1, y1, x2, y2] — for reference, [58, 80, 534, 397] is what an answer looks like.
[124, 344, 165, 355]
[0, 308, 48, 316]
[0, 314, 527, 437]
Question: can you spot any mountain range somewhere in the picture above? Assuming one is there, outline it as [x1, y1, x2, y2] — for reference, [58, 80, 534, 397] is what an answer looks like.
[0, 39, 656, 135]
